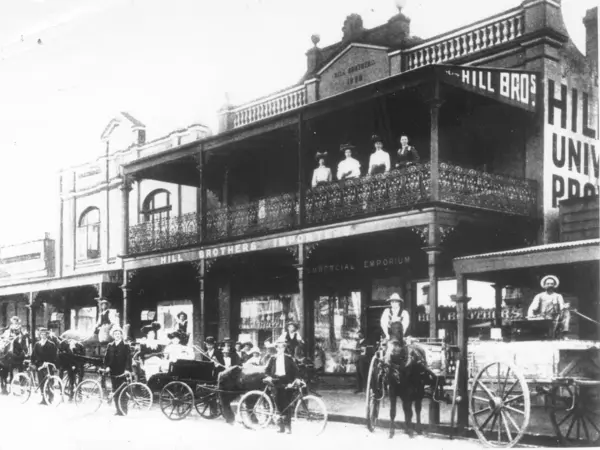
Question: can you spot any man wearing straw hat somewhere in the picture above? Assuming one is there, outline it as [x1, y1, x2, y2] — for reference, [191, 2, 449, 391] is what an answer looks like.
[528, 275, 570, 339]
[380, 293, 410, 365]
[94, 297, 113, 336]
[264, 335, 301, 434]
[103, 326, 132, 416]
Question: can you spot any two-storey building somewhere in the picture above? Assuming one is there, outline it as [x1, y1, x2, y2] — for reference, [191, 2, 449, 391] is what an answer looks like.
[118, 0, 598, 374]
[0, 112, 211, 338]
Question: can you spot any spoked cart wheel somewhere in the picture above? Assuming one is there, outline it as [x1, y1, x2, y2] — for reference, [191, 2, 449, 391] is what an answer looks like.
[549, 381, 600, 447]
[365, 355, 383, 432]
[194, 385, 221, 419]
[160, 381, 194, 421]
[238, 390, 274, 430]
[470, 361, 530, 448]
[74, 379, 103, 414]
[119, 382, 153, 417]
[10, 372, 32, 404]
[43, 375, 65, 407]
[293, 394, 328, 436]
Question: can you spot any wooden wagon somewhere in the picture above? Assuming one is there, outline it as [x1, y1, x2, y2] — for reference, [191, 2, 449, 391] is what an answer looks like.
[365, 337, 600, 447]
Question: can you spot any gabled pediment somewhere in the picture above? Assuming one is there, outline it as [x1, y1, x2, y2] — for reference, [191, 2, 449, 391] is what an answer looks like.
[317, 43, 391, 100]
[100, 112, 145, 142]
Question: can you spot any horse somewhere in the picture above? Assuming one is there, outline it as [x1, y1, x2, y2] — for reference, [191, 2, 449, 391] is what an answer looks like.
[383, 323, 436, 438]
[218, 365, 269, 424]
[0, 335, 29, 394]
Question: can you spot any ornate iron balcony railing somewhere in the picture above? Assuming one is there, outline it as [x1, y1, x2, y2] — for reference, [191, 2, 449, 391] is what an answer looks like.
[127, 162, 537, 254]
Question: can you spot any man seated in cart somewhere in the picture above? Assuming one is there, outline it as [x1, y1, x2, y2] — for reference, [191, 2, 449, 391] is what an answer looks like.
[527, 275, 570, 339]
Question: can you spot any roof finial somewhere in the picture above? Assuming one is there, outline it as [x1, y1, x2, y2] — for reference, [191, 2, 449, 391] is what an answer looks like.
[311, 34, 320, 47]
[394, 0, 407, 13]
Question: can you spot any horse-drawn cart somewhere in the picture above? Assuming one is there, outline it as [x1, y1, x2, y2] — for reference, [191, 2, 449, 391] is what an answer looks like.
[365, 337, 600, 447]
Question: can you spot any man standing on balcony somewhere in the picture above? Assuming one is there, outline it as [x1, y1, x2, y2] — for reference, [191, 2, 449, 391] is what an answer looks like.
[337, 143, 361, 180]
[368, 135, 390, 175]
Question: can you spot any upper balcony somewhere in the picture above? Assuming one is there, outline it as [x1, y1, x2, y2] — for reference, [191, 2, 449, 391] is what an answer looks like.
[128, 162, 537, 255]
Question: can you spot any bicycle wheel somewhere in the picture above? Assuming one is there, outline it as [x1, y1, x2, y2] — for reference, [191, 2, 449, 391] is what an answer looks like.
[74, 379, 103, 414]
[238, 390, 273, 430]
[10, 373, 32, 404]
[43, 375, 65, 407]
[195, 385, 221, 419]
[119, 382, 153, 416]
[160, 381, 194, 421]
[62, 372, 81, 401]
[293, 394, 328, 436]
[365, 355, 382, 432]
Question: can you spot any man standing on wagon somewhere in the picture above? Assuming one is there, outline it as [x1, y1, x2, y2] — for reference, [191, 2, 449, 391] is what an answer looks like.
[527, 275, 570, 339]
[103, 326, 132, 416]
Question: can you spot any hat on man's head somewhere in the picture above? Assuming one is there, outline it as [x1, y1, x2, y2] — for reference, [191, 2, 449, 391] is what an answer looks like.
[223, 338, 233, 345]
[387, 293, 404, 303]
[286, 321, 299, 330]
[541, 275, 559, 289]
[110, 326, 124, 337]
[10, 316, 21, 323]
[96, 297, 111, 306]
[205, 336, 216, 345]
[177, 311, 187, 320]
[371, 134, 383, 144]
[37, 327, 49, 335]
[339, 143, 356, 153]
[315, 151, 328, 162]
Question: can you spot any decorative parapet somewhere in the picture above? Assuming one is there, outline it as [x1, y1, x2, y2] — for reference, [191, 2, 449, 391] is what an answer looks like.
[403, 9, 524, 71]
[232, 85, 307, 129]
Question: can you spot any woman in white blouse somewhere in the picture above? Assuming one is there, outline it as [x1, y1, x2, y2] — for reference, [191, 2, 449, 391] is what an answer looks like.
[368, 134, 391, 175]
[311, 152, 332, 187]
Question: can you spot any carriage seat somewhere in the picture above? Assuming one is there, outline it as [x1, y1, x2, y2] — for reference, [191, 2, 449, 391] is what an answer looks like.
[169, 359, 215, 380]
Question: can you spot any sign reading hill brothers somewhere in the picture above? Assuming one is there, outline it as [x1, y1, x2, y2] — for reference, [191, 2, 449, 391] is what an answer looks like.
[319, 44, 390, 99]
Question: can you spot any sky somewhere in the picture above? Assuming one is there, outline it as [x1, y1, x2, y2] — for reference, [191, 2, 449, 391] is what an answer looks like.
[0, 0, 596, 245]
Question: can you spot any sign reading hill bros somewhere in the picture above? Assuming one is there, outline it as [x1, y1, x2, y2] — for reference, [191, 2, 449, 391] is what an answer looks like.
[439, 66, 539, 113]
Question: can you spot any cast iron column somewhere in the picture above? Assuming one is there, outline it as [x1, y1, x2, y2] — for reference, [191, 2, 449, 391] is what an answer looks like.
[493, 284, 503, 327]
[427, 85, 443, 202]
[120, 175, 133, 256]
[294, 244, 307, 352]
[297, 114, 305, 227]
[28, 292, 36, 345]
[120, 275, 131, 337]
[452, 274, 471, 432]
[195, 259, 206, 348]
[195, 150, 207, 243]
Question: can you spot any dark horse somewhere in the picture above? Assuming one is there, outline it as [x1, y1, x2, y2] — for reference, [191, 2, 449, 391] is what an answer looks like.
[218, 365, 266, 424]
[383, 323, 435, 438]
[0, 334, 30, 394]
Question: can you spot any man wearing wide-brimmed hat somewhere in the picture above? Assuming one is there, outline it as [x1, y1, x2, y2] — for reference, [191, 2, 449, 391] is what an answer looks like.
[368, 134, 390, 176]
[380, 293, 410, 342]
[337, 143, 361, 181]
[264, 335, 301, 434]
[94, 297, 113, 335]
[103, 326, 132, 416]
[528, 275, 569, 339]
[311, 151, 333, 187]
[202, 336, 225, 367]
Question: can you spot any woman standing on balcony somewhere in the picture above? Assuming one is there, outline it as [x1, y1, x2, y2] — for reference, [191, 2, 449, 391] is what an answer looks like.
[368, 135, 390, 175]
[311, 152, 332, 187]
[337, 143, 361, 180]
[395, 135, 420, 169]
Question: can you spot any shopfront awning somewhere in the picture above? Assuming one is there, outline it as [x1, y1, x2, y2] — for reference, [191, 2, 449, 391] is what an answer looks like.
[453, 238, 600, 275]
[0, 271, 122, 297]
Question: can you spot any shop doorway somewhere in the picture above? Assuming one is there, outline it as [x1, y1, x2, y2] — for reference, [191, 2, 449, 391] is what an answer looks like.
[156, 300, 193, 345]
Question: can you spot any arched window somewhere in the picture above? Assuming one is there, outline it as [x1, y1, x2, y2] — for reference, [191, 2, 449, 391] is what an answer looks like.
[78, 207, 101, 260]
[142, 189, 171, 223]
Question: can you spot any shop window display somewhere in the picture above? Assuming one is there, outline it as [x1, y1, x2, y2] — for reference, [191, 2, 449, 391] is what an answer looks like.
[239, 294, 302, 348]
[314, 292, 361, 374]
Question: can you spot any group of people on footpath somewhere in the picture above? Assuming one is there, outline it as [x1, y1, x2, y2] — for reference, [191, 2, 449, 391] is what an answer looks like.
[312, 134, 420, 187]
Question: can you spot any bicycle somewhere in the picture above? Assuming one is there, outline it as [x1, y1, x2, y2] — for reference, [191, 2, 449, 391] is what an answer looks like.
[10, 360, 64, 407]
[73, 368, 153, 416]
[237, 378, 328, 436]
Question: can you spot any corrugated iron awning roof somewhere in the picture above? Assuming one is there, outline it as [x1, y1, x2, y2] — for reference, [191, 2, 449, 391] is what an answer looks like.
[455, 239, 600, 261]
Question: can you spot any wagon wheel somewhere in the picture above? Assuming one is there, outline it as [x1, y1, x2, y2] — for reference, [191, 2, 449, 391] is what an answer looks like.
[160, 381, 194, 421]
[470, 361, 530, 448]
[365, 355, 383, 432]
[550, 383, 600, 447]
[194, 385, 221, 419]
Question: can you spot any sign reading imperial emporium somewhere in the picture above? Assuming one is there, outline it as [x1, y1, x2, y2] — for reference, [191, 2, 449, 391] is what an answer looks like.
[438, 65, 539, 112]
